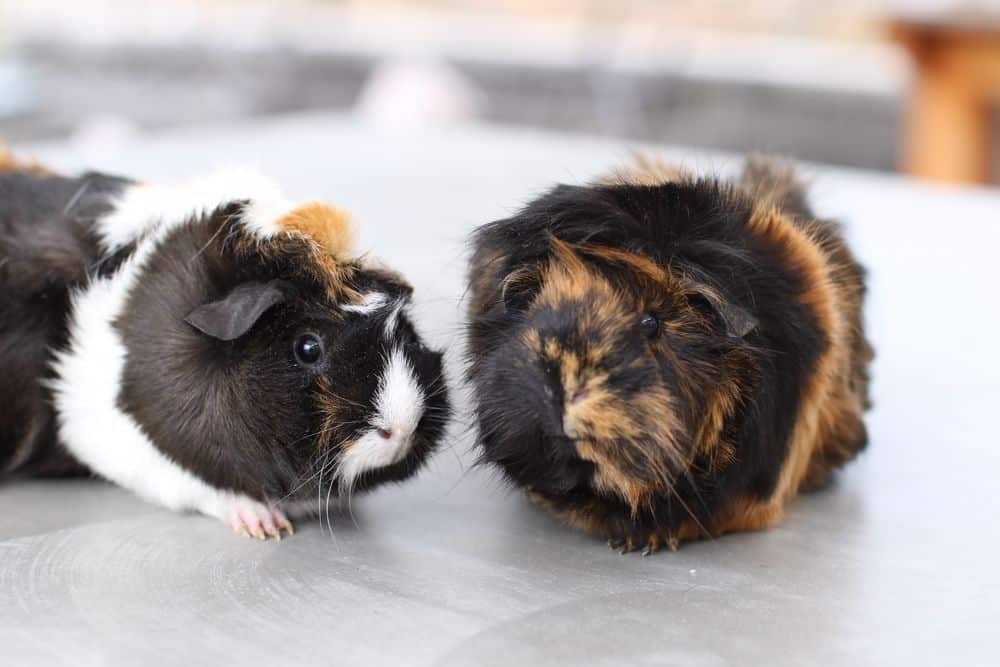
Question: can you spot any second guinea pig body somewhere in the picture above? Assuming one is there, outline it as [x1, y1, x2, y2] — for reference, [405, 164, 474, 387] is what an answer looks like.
[466, 157, 872, 553]
[0, 157, 450, 538]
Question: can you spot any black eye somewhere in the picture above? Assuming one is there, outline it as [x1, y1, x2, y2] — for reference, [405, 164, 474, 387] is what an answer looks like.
[639, 312, 659, 338]
[293, 333, 324, 366]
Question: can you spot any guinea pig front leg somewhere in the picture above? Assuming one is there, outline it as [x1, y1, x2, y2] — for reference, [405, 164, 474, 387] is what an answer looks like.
[607, 532, 679, 557]
[530, 490, 700, 556]
[220, 495, 294, 541]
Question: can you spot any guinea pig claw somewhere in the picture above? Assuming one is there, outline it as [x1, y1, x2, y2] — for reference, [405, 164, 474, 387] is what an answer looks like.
[228, 498, 293, 542]
[618, 536, 640, 555]
[641, 536, 662, 557]
[666, 535, 680, 552]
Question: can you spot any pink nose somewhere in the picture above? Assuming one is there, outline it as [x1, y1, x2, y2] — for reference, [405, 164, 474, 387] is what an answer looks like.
[569, 388, 589, 405]
[377, 427, 394, 439]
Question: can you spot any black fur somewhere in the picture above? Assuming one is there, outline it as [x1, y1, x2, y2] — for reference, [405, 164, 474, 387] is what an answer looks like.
[114, 206, 450, 500]
[0, 170, 131, 476]
[466, 168, 861, 542]
[1, 169, 450, 510]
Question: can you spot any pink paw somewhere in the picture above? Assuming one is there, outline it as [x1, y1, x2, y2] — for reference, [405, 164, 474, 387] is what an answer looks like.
[227, 499, 294, 541]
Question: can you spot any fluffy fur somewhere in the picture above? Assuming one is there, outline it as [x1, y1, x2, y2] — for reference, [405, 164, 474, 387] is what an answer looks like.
[465, 156, 872, 554]
[1, 159, 450, 538]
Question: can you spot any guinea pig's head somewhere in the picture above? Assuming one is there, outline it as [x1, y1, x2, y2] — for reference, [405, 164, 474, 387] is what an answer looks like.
[116, 201, 450, 507]
[467, 183, 761, 518]
[187, 268, 451, 499]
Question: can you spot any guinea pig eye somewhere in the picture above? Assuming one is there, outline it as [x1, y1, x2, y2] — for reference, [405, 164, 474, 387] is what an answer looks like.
[293, 333, 324, 366]
[638, 312, 659, 339]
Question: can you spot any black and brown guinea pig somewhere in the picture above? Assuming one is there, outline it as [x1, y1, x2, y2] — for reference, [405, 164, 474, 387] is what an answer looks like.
[0, 149, 449, 539]
[465, 156, 872, 554]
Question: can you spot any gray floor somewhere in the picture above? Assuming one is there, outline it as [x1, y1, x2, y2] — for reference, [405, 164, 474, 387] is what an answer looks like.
[2, 115, 998, 666]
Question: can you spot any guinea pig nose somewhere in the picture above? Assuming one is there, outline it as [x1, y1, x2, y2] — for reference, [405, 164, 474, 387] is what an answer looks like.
[377, 427, 394, 440]
[569, 387, 589, 405]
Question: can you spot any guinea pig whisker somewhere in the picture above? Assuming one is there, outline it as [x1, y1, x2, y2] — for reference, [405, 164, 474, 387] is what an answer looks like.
[318, 457, 347, 546]
[324, 473, 337, 538]
[667, 483, 711, 540]
[61, 181, 90, 215]
[315, 450, 329, 532]
[276, 451, 338, 502]
[188, 217, 229, 264]
[318, 390, 368, 412]
[678, 465, 712, 528]
[421, 383, 450, 405]
[333, 461, 362, 535]
[286, 419, 364, 454]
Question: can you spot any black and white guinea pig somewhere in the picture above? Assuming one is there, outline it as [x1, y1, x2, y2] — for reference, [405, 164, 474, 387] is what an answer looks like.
[465, 156, 872, 554]
[0, 152, 450, 539]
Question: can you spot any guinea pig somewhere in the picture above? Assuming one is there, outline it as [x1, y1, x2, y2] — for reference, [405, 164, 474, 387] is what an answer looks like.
[0, 153, 450, 539]
[465, 156, 872, 554]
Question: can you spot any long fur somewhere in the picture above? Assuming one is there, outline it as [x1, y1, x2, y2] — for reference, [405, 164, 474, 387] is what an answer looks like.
[465, 156, 872, 552]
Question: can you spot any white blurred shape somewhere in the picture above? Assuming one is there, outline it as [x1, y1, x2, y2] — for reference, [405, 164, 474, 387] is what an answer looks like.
[0, 62, 37, 117]
[355, 59, 482, 128]
[69, 115, 141, 165]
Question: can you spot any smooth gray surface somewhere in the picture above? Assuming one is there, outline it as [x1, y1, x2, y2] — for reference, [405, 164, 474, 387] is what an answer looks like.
[2, 114, 998, 666]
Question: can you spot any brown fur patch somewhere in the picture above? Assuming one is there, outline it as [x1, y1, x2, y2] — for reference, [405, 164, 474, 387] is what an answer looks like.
[573, 242, 673, 286]
[274, 202, 356, 260]
[534, 239, 602, 306]
[738, 156, 804, 212]
[755, 210, 840, 498]
[313, 375, 345, 452]
[0, 146, 51, 174]
[595, 154, 688, 187]
[737, 156, 872, 494]
[231, 203, 360, 303]
[704, 206, 846, 536]
[468, 244, 510, 318]
[670, 196, 870, 544]
[692, 373, 741, 473]
[533, 242, 687, 515]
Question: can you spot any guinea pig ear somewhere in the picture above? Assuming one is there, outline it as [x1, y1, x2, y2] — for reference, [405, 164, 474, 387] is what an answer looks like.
[184, 280, 289, 341]
[500, 266, 541, 312]
[689, 287, 759, 339]
[358, 257, 414, 299]
[715, 301, 759, 339]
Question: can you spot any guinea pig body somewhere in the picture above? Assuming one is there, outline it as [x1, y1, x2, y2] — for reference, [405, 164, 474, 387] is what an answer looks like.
[1, 159, 449, 538]
[466, 157, 872, 553]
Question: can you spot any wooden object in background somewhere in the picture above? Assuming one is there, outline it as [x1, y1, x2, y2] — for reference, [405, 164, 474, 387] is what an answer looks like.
[890, 13, 1000, 184]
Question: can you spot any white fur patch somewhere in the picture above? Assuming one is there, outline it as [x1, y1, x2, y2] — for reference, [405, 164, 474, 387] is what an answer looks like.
[96, 167, 294, 252]
[383, 301, 405, 339]
[342, 292, 390, 315]
[50, 238, 233, 518]
[50, 167, 301, 522]
[336, 347, 425, 491]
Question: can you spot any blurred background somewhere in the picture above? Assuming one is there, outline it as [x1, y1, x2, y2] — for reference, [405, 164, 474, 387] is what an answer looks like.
[1, 0, 999, 184]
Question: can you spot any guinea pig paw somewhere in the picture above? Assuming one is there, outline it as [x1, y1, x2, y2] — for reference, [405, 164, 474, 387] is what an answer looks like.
[228, 500, 294, 541]
[618, 535, 642, 555]
[609, 533, 679, 557]
[641, 536, 661, 558]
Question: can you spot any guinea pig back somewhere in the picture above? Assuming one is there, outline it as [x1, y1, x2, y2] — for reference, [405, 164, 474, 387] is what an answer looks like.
[1, 159, 450, 538]
[465, 156, 872, 554]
